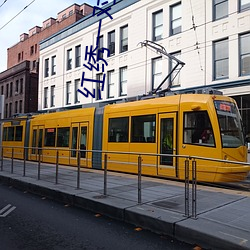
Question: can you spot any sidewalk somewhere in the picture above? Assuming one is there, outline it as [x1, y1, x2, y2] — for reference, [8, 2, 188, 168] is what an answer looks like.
[0, 158, 250, 250]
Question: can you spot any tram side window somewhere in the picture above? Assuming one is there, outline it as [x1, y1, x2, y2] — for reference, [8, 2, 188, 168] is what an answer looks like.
[7, 127, 14, 141]
[3, 126, 23, 141]
[57, 127, 70, 147]
[131, 115, 156, 143]
[108, 117, 129, 142]
[44, 128, 56, 147]
[183, 111, 215, 146]
[3, 127, 7, 141]
[15, 126, 23, 141]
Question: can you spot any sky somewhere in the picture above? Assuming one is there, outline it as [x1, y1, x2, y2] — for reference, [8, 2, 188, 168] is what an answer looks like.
[0, 0, 97, 72]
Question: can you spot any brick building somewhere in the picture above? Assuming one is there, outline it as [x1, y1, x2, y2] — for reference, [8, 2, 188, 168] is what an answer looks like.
[0, 61, 38, 117]
[0, 3, 93, 118]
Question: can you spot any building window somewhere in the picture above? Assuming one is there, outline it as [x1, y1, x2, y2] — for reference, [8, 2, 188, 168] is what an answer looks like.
[120, 25, 128, 53]
[1, 85, 3, 95]
[6, 84, 9, 98]
[213, 39, 229, 80]
[96, 74, 103, 101]
[9, 102, 12, 117]
[75, 79, 80, 103]
[19, 100, 22, 113]
[15, 101, 18, 114]
[108, 30, 115, 56]
[213, 0, 228, 21]
[153, 10, 163, 41]
[107, 70, 115, 98]
[30, 46, 34, 55]
[170, 3, 181, 36]
[170, 51, 181, 86]
[66, 49, 72, 70]
[15, 80, 19, 94]
[44, 58, 49, 77]
[75, 45, 81, 68]
[119, 66, 127, 96]
[10, 82, 13, 97]
[51, 56, 56, 75]
[97, 35, 104, 59]
[62, 14, 67, 19]
[66, 81, 71, 104]
[32, 60, 36, 70]
[44, 87, 48, 108]
[152, 57, 162, 91]
[35, 44, 37, 54]
[18, 53, 21, 62]
[240, 0, 250, 11]
[240, 33, 250, 76]
[51, 85, 55, 107]
[20, 79, 23, 94]
[5, 103, 8, 118]
[69, 10, 73, 16]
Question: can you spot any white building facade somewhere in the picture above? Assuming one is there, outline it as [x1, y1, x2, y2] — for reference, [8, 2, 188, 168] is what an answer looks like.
[39, 0, 250, 132]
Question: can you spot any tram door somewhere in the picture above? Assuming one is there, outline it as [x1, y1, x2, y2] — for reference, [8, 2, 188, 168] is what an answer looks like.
[70, 122, 88, 167]
[157, 113, 177, 177]
[30, 126, 44, 161]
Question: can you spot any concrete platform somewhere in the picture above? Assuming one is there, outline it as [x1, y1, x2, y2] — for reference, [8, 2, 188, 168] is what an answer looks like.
[0, 159, 250, 250]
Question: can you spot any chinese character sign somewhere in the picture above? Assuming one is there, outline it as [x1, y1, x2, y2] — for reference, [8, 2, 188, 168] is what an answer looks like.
[78, 0, 116, 99]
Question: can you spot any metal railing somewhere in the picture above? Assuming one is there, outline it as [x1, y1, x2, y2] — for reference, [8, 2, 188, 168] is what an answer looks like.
[1, 145, 250, 219]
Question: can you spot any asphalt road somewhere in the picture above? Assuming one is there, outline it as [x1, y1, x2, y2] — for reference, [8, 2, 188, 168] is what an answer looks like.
[0, 183, 196, 250]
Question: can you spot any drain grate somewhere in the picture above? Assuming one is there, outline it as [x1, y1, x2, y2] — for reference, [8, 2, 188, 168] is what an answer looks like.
[152, 200, 182, 209]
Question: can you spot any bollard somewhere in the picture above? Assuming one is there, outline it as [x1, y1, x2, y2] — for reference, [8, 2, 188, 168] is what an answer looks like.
[184, 158, 189, 217]
[11, 148, 14, 174]
[38, 148, 41, 180]
[1, 147, 3, 171]
[23, 148, 26, 177]
[192, 159, 197, 219]
[55, 150, 59, 184]
[104, 153, 107, 196]
[77, 150, 80, 189]
[138, 155, 142, 204]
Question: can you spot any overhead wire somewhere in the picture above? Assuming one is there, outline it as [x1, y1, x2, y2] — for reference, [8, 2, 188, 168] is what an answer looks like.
[0, 0, 36, 31]
[0, 0, 7, 8]
[189, 0, 203, 72]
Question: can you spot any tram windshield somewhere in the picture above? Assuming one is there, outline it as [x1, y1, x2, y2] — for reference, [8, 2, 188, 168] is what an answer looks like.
[214, 100, 244, 148]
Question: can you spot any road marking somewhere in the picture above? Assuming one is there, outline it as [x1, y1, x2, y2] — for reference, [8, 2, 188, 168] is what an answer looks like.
[0, 204, 16, 217]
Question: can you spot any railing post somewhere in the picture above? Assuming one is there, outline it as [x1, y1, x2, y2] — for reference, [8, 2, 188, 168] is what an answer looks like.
[192, 159, 197, 219]
[38, 148, 41, 180]
[1, 147, 3, 171]
[104, 153, 108, 196]
[77, 150, 80, 189]
[11, 147, 14, 174]
[23, 147, 26, 177]
[184, 158, 189, 217]
[138, 155, 142, 204]
[55, 150, 59, 184]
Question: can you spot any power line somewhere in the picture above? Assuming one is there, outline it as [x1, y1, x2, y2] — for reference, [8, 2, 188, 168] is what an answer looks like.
[0, 0, 7, 8]
[189, 0, 203, 72]
[0, 0, 36, 31]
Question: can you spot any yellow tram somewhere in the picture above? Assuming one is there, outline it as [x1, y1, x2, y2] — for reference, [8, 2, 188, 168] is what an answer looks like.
[2, 93, 249, 182]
